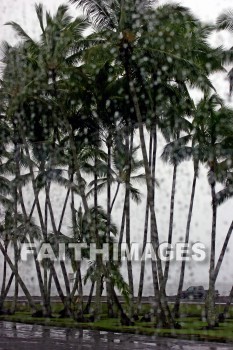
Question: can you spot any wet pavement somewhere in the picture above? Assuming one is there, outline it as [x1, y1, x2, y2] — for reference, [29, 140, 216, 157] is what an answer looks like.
[0, 321, 232, 350]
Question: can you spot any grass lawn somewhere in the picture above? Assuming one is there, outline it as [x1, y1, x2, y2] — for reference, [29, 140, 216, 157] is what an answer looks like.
[1, 303, 233, 343]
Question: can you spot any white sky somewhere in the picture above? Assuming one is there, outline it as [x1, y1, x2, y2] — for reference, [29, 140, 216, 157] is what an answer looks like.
[0, 0, 233, 295]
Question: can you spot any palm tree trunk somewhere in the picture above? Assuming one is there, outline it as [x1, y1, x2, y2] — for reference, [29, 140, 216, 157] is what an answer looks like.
[83, 281, 95, 314]
[43, 263, 52, 317]
[1, 239, 8, 300]
[93, 153, 102, 320]
[58, 188, 71, 232]
[77, 269, 84, 316]
[149, 124, 163, 321]
[94, 267, 102, 320]
[164, 163, 177, 286]
[42, 196, 51, 317]
[125, 186, 134, 316]
[214, 220, 233, 283]
[70, 183, 84, 317]
[125, 128, 134, 317]
[110, 284, 132, 325]
[118, 195, 126, 261]
[110, 182, 120, 213]
[107, 133, 112, 241]
[106, 134, 114, 318]
[11, 137, 19, 314]
[0, 272, 14, 312]
[48, 270, 52, 307]
[11, 243, 19, 314]
[137, 197, 149, 311]
[173, 169, 197, 318]
[49, 263, 67, 308]
[206, 176, 217, 328]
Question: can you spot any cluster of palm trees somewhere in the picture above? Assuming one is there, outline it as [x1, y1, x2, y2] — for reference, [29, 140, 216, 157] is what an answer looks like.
[0, 0, 233, 329]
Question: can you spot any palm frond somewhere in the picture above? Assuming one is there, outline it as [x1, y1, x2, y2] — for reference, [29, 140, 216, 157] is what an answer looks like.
[70, 0, 115, 29]
[129, 186, 142, 204]
[5, 22, 35, 44]
[216, 185, 233, 206]
[217, 10, 233, 33]
[86, 181, 107, 199]
[35, 3, 45, 34]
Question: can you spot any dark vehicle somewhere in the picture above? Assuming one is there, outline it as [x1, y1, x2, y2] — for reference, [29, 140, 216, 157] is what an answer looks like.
[181, 286, 206, 299]
[181, 286, 220, 300]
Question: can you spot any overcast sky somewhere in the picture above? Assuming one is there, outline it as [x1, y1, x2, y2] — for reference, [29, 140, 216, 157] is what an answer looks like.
[0, 0, 233, 295]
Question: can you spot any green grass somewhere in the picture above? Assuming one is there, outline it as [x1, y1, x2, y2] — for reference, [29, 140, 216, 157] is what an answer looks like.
[1, 312, 233, 343]
[1, 302, 233, 343]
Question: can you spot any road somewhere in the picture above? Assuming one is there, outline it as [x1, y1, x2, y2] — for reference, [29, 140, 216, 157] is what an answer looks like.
[0, 321, 232, 350]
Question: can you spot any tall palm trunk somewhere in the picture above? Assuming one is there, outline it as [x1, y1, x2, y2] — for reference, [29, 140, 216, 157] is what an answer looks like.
[11, 243, 19, 314]
[118, 196, 126, 261]
[149, 124, 163, 322]
[58, 188, 71, 232]
[137, 197, 149, 312]
[93, 153, 102, 320]
[71, 263, 83, 316]
[125, 128, 134, 317]
[206, 172, 217, 328]
[70, 176, 84, 317]
[173, 168, 197, 318]
[164, 163, 177, 286]
[110, 182, 120, 213]
[110, 284, 132, 325]
[83, 281, 95, 314]
[214, 219, 233, 283]
[106, 134, 114, 317]
[0, 239, 8, 304]
[42, 196, 51, 317]
[0, 273, 14, 312]
[107, 133, 112, 242]
[12, 138, 19, 314]
[137, 131, 153, 312]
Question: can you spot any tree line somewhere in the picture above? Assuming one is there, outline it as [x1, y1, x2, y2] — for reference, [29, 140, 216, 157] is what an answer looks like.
[0, 0, 233, 329]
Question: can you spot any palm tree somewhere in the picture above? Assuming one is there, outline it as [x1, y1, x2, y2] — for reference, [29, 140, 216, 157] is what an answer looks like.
[160, 84, 194, 287]
[189, 94, 233, 327]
